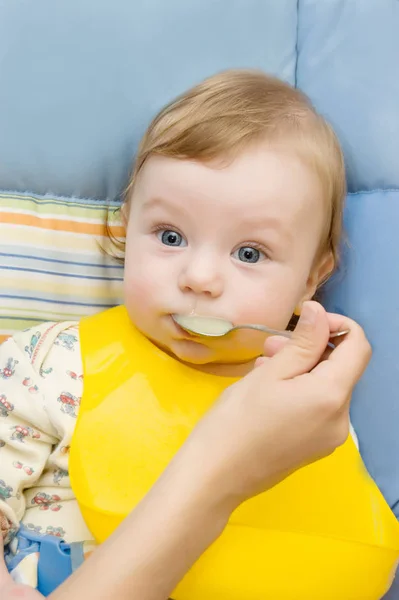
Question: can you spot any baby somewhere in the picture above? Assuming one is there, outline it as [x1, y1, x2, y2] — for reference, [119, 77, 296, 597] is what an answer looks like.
[0, 70, 346, 590]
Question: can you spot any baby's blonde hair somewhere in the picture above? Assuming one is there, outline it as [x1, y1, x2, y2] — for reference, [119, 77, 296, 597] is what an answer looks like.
[112, 69, 346, 274]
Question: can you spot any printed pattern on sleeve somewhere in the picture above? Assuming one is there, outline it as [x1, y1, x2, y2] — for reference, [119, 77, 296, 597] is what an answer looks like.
[0, 321, 93, 546]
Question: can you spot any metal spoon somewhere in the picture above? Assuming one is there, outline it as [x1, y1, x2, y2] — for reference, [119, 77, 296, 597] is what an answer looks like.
[172, 314, 349, 340]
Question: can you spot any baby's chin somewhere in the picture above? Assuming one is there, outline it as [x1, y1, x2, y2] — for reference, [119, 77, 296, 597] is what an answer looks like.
[142, 327, 260, 373]
[167, 338, 218, 364]
[167, 339, 258, 373]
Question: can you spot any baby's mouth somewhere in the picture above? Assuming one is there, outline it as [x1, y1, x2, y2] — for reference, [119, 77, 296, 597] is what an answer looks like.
[172, 314, 233, 337]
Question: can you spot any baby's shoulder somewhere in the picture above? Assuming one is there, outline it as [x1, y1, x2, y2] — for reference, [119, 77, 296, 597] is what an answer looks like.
[10, 320, 81, 375]
[1, 321, 83, 428]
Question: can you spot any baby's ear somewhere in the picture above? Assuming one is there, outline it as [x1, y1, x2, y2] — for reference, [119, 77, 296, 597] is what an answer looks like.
[304, 252, 335, 301]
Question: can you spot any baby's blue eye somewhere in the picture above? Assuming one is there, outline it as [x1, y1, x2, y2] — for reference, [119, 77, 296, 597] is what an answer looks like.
[158, 229, 186, 247]
[234, 246, 264, 263]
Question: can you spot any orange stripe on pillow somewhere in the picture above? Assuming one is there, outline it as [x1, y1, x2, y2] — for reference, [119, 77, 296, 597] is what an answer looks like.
[2, 212, 125, 237]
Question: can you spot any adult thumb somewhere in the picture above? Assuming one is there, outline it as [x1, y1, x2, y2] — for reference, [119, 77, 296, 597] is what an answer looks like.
[268, 301, 330, 380]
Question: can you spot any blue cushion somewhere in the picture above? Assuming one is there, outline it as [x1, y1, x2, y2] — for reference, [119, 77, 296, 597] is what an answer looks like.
[324, 191, 399, 513]
[324, 190, 399, 599]
[0, 0, 297, 201]
[297, 0, 399, 191]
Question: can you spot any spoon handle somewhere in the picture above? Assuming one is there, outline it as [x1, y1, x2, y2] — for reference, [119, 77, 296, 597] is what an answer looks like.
[236, 324, 292, 337]
[237, 324, 349, 340]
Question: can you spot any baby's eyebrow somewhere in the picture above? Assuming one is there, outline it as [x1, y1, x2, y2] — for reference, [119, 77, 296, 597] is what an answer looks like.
[239, 215, 291, 240]
[141, 197, 182, 215]
[142, 197, 169, 211]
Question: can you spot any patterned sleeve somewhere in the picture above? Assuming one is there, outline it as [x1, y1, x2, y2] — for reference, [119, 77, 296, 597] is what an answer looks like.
[0, 322, 77, 544]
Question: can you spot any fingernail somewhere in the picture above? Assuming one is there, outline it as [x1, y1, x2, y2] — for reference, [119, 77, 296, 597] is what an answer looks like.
[300, 301, 317, 326]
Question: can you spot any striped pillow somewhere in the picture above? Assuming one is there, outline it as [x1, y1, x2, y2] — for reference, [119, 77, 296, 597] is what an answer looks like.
[0, 192, 124, 343]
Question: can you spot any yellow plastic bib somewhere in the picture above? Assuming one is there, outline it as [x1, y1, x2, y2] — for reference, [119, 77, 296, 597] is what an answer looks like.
[70, 306, 399, 599]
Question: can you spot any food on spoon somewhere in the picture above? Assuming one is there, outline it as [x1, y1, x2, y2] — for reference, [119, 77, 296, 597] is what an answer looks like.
[173, 314, 233, 336]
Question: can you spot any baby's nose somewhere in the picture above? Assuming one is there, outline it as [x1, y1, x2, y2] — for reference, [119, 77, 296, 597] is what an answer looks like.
[178, 255, 224, 298]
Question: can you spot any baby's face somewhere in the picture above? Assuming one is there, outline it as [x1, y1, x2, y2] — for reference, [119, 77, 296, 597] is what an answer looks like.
[123, 143, 330, 374]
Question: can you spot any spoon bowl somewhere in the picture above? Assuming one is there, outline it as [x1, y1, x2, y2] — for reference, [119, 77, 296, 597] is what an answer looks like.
[172, 314, 349, 341]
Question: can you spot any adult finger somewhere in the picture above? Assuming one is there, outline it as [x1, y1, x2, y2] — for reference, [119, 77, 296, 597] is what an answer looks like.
[263, 309, 350, 360]
[263, 335, 288, 357]
[266, 301, 330, 380]
[312, 316, 372, 390]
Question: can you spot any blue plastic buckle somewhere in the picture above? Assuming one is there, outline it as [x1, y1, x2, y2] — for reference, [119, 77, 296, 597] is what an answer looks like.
[18, 529, 73, 597]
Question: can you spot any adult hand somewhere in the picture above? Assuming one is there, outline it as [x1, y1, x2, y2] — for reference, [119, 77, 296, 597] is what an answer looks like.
[189, 300, 371, 507]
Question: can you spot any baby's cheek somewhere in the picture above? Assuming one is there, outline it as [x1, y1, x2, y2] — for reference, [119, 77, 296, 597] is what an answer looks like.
[125, 260, 159, 295]
[124, 276, 154, 310]
[236, 287, 295, 329]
